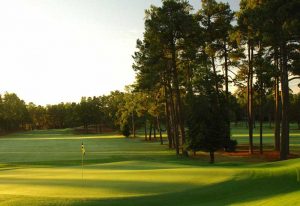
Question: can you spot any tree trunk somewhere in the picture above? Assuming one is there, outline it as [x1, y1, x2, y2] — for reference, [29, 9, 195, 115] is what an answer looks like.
[224, 42, 229, 99]
[209, 151, 215, 164]
[247, 43, 254, 154]
[166, 83, 177, 149]
[144, 116, 148, 141]
[168, 62, 180, 155]
[149, 121, 153, 141]
[171, 97, 179, 153]
[153, 118, 157, 140]
[169, 100, 177, 150]
[258, 44, 264, 155]
[224, 42, 231, 145]
[164, 89, 173, 148]
[171, 42, 185, 153]
[259, 79, 263, 155]
[274, 53, 281, 151]
[131, 112, 136, 138]
[211, 55, 220, 99]
[280, 43, 289, 160]
[157, 116, 163, 145]
[212, 55, 218, 90]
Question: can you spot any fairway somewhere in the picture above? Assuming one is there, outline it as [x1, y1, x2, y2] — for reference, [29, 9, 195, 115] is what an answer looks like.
[0, 129, 300, 206]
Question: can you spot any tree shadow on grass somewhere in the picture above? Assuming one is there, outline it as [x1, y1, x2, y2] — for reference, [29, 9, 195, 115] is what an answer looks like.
[69, 171, 299, 206]
[2, 168, 299, 206]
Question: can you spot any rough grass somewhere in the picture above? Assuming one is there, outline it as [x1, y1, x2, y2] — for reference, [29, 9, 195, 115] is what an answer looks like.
[0, 128, 299, 206]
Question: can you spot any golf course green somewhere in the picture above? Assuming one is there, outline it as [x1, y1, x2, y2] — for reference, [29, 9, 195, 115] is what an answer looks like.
[0, 128, 299, 206]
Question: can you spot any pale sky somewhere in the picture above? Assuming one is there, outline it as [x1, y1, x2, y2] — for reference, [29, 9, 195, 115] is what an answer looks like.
[0, 0, 240, 105]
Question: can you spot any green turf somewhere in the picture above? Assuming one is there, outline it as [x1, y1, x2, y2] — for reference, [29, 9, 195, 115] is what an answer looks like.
[231, 123, 300, 153]
[0, 128, 299, 206]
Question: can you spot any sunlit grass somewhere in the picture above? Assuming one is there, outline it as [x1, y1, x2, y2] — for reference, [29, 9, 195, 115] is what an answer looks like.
[0, 165, 233, 199]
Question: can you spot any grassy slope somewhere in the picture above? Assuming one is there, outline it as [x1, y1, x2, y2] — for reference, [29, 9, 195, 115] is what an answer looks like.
[0, 129, 299, 206]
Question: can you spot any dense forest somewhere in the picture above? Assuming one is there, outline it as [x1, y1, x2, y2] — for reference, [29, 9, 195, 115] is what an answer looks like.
[1, 0, 299, 162]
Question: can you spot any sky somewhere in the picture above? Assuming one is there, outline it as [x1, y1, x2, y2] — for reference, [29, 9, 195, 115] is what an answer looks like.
[0, 0, 240, 105]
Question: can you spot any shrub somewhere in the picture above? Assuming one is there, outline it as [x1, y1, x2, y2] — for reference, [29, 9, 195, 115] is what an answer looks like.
[121, 124, 131, 137]
[224, 139, 238, 152]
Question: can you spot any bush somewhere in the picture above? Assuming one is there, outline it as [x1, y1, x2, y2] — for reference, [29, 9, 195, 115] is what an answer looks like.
[224, 139, 238, 152]
[121, 124, 131, 137]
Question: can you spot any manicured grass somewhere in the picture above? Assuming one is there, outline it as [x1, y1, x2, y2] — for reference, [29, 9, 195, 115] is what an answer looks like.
[0, 128, 299, 205]
[231, 123, 300, 154]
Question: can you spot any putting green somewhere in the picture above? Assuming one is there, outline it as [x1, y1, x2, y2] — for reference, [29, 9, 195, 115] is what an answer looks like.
[0, 129, 299, 205]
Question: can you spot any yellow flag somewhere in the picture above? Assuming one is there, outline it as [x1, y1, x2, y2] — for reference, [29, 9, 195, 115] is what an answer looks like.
[81, 143, 85, 156]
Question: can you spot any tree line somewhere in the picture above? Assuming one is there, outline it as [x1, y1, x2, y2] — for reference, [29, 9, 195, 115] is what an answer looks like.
[0, 90, 165, 138]
[132, 0, 300, 162]
[2, 90, 300, 134]
[0, 92, 114, 132]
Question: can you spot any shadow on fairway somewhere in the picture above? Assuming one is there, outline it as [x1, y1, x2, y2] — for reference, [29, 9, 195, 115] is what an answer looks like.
[3, 169, 299, 206]
[71, 171, 299, 206]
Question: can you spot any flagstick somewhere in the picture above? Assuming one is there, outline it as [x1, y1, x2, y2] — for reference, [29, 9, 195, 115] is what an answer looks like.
[82, 152, 84, 182]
